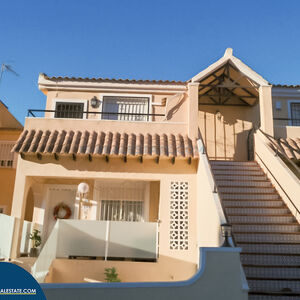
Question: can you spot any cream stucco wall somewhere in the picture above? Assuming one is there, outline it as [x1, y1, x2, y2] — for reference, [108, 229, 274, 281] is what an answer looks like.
[44, 89, 188, 124]
[12, 156, 198, 266]
[198, 104, 260, 161]
[45, 256, 196, 283]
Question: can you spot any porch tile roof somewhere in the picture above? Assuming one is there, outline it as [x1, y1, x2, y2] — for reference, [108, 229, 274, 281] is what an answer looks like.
[41, 73, 186, 85]
[270, 138, 300, 161]
[12, 129, 198, 159]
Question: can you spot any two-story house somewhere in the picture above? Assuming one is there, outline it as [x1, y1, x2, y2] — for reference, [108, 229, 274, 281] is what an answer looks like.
[4, 48, 300, 299]
[0, 100, 23, 215]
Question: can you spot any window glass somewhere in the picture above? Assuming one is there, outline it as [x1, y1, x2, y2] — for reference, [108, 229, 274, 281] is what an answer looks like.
[100, 200, 144, 222]
[55, 102, 84, 119]
[291, 103, 300, 126]
[102, 96, 149, 121]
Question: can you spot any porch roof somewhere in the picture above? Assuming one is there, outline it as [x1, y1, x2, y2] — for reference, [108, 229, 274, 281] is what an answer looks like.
[12, 129, 198, 161]
[269, 137, 300, 161]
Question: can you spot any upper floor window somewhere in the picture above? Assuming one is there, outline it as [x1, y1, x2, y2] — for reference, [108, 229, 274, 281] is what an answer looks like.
[0, 141, 15, 168]
[101, 96, 150, 121]
[290, 102, 300, 126]
[54, 102, 84, 119]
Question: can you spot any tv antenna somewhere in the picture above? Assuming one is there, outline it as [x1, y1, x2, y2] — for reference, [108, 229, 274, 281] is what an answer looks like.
[0, 63, 19, 84]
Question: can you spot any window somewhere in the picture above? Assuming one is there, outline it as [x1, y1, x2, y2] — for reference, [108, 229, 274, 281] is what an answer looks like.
[0, 142, 15, 168]
[100, 200, 144, 222]
[290, 102, 300, 126]
[101, 96, 150, 121]
[54, 102, 84, 119]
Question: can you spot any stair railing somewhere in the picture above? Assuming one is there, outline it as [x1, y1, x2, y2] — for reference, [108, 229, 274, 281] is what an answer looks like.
[197, 137, 234, 247]
[255, 130, 300, 220]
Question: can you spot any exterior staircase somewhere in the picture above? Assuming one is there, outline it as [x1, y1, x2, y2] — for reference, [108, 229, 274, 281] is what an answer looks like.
[210, 160, 300, 300]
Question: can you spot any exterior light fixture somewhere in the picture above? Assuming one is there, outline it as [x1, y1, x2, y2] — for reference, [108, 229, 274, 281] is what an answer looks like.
[77, 182, 91, 219]
[221, 223, 232, 247]
[90, 96, 100, 108]
[216, 110, 222, 121]
[78, 182, 89, 195]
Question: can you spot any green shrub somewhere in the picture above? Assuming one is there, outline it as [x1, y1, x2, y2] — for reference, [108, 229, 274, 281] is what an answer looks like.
[104, 267, 121, 282]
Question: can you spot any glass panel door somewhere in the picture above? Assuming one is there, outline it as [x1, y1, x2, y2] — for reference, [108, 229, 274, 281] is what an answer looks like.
[100, 200, 144, 222]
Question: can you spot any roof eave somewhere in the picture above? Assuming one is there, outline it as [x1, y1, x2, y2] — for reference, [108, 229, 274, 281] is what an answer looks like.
[191, 48, 270, 87]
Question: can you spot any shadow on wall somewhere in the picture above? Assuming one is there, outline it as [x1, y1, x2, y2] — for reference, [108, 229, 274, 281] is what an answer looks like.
[19, 156, 198, 174]
[198, 104, 260, 161]
[165, 94, 186, 121]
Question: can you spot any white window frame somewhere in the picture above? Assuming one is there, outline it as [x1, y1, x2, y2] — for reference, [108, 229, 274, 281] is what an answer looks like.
[288, 100, 300, 126]
[94, 181, 150, 222]
[51, 98, 88, 119]
[98, 93, 153, 122]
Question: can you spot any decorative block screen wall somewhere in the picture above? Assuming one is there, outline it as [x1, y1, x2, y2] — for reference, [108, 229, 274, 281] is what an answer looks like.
[170, 181, 189, 250]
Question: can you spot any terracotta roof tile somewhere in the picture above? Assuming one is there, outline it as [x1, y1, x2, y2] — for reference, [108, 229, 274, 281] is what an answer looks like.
[42, 74, 186, 85]
[269, 137, 300, 161]
[12, 130, 198, 160]
[273, 84, 300, 88]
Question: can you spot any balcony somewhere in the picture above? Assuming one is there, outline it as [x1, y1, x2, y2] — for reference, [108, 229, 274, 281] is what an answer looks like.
[273, 117, 300, 139]
[27, 109, 165, 122]
[32, 219, 158, 283]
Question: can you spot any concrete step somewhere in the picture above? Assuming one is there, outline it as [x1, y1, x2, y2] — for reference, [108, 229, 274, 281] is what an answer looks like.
[213, 169, 265, 176]
[214, 175, 268, 181]
[249, 295, 300, 300]
[228, 215, 295, 224]
[211, 164, 261, 171]
[223, 200, 285, 208]
[219, 186, 276, 194]
[227, 207, 290, 215]
[235, 233, 300, 243]
[245, 266, 300, 280]
[222, 194, 280, 200]
[241, 254, 300, 266]
[239, 243, 300, 255]
[215, 180, 272, 187]
[210, 161, 258, 166]
[233, 224, 300, 233]
[248, 279, 300, 293]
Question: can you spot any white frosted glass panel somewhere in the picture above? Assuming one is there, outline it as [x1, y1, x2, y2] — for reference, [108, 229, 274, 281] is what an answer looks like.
[109, 221, 157, 259]
[32, 221, 59, 283]
[0, 214, 15, 258]
[56, 220, 107, 257]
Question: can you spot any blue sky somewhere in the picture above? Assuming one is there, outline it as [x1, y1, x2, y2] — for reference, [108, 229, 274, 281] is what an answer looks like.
[0, 0, 300, 124]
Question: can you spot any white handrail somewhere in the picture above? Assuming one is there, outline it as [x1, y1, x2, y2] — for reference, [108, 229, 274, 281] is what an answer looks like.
[31, 220, 59, 283]
[255, 130, 300, 221]
[197, 138, 229, 247]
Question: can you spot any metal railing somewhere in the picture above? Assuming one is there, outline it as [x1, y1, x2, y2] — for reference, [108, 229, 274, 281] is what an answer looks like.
[273, 117, 300, 126]
[256, 130, 300, 217]
[27, 109, 165, 120]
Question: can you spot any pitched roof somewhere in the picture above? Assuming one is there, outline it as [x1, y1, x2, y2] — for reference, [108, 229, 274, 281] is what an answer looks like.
[12, 129, 198, 161]
[0, 100, 23, 129]
[191, 48, 269, 86]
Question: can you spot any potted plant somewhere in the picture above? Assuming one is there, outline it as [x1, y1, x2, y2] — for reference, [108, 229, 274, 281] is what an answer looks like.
[29, 229, 41, 257]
